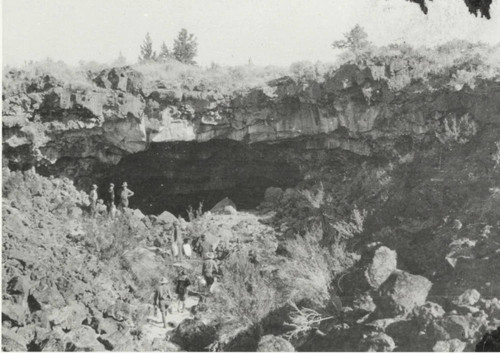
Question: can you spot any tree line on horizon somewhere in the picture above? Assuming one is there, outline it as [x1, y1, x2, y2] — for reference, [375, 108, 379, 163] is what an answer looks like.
[138, 28, 198, 65]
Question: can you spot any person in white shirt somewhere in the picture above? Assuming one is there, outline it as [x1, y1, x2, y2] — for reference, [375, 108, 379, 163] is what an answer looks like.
[182, 238, 192, 258]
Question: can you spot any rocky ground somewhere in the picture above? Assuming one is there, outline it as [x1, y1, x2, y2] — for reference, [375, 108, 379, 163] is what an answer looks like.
[1, 168, 323, 351]
[3, 46, 500, 351]
[3, 166, 500, 351]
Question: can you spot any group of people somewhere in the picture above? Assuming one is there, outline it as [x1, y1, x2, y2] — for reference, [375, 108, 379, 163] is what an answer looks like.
[152, 231, 222, 329]
[87, 182, 228, 328]
[89, 182, 135, 218]
[152, 270, 192, 329]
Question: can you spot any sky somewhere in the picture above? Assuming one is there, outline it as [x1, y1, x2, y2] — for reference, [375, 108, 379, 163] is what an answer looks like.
[2, 0, 500, 68]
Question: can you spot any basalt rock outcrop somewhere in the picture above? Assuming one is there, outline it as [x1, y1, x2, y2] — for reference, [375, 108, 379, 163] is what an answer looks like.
[4, 64, 500, 216]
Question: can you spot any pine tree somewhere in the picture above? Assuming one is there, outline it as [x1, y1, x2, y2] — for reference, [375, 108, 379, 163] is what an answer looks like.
[173, 29, 198, 65]
[138, 32, 156, 63]
[158, 41, 171, 62]
[332, 25, 370, 54]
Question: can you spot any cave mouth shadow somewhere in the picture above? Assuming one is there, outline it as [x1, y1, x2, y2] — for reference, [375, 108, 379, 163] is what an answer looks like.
[100, 139, 303, 217]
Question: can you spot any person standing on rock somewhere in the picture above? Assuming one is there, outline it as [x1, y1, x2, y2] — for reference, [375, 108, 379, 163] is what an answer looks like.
[171, 222, 180, 259]
[153, 277, 173, 329]
[106, 183, 115, 217]
[120, 182, 134, 210]
[89, 184, 98, 217]
[172, 220, 183, 260]
[202, 252, 218, 293]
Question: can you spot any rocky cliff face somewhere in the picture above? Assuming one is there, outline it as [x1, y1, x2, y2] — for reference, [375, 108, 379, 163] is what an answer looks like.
[4, 64, 500, 215]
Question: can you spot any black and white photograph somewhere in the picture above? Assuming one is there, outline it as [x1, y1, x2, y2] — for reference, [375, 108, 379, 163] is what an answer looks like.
[2, 0, 500, 351]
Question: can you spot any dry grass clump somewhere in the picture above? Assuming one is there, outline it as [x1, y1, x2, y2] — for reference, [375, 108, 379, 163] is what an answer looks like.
[332, 206, 367, 241]
[210, 253, 277, 325]
[280, 228, 333, 306]
[84, 213, 144, 261]
[282, 302, 334, 341]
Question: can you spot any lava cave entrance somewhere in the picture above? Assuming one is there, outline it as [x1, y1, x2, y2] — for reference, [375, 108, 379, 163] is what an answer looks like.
[98, 139, 303, 216]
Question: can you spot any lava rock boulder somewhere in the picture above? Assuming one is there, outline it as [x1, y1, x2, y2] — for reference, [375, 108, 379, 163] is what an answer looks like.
[171, 318, 217, 351]
[375, 270, 432, 316]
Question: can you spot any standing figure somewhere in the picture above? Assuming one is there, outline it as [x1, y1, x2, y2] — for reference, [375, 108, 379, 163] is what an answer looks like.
[171, 222, 180, 258]
[202, 252, 218, 293]
[106, 183, 115, 218]
[153, 277, 173, 328]
[175, 221, 184, 260]
[182, 238, 192, 258]
[120, 182, 134, 210]
[175, 270, 191, 313]
[198, 234, 212, 259]
[215, 240, 229, 261]
[89, 184, 98, 217]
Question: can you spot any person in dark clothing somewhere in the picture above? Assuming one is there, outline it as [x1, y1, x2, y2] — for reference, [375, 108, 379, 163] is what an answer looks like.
[202, 252, 218, 293]
[198, 235, 213, 259]
[153, 277, 173, 328]
[175, 270, 191, 312]
[215, 241, 230, 261]
[106, 183, 115, 216]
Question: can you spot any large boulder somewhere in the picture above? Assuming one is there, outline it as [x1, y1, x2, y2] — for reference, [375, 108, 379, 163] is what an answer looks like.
[223, 205, 237, 215]
[375, 270, 432, 316]
[156, 210, 177, 225]
[2, 328, 27, 351]
[63, 326, 105, 351]
[433, 339, 467, 352]
[257, 335, 295, 352]
[413, 302, 446, 326]
[453, 289, 481, 307]
[2, 300, 28, 327]
[364, 246, 398, 289]
[171, 319, 217, 351]
[384, 319, 426, 351]
[482, 298, 500, 320]
[342, 246, 397, 297]
[121, 247, 161, 284]
[210, 197, 237, 214]
[30, 281, 67, 309]
[440, 314, 487, 340]
[47, 301, 88, 330]
[98, 327, 134, 351]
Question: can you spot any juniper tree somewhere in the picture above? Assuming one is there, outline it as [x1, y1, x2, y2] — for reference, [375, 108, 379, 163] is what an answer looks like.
[158, 41, 172, 62]
[332, 25, 370, 54]
[173, 29, 198, 65]
[138, 32, 156, 62]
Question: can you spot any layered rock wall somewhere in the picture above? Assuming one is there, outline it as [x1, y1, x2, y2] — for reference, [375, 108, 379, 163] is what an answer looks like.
[3, 65, 500, 214]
